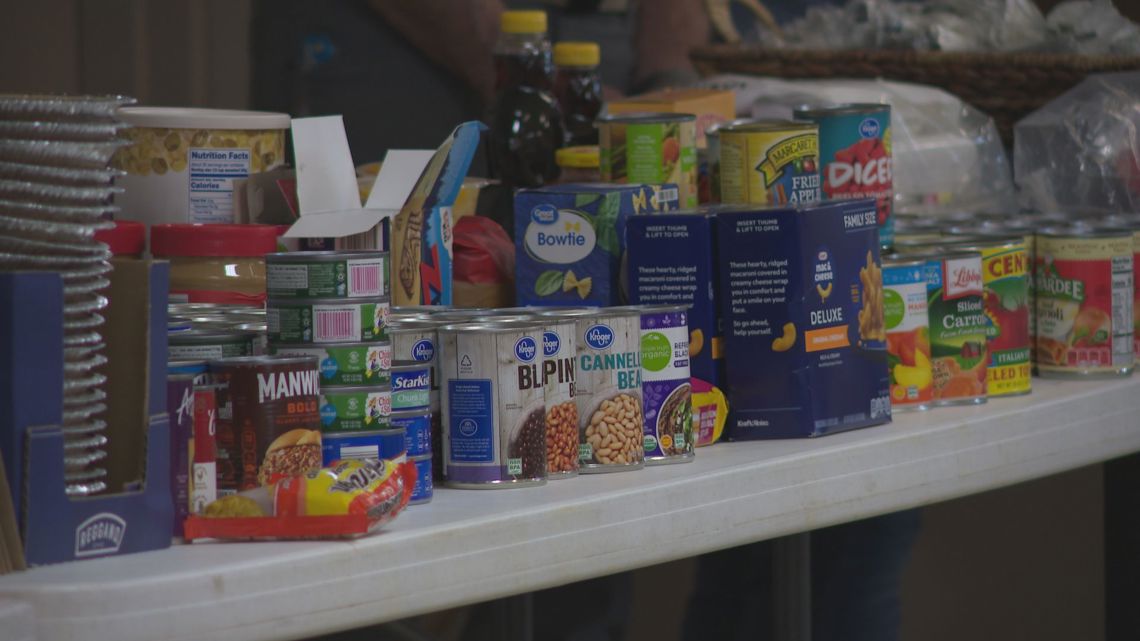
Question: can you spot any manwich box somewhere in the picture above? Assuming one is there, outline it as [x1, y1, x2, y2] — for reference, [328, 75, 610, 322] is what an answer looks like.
[715, 198, 890, 438]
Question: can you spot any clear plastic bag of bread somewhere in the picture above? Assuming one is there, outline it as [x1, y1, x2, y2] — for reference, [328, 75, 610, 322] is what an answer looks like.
[183, 458, 416, 541]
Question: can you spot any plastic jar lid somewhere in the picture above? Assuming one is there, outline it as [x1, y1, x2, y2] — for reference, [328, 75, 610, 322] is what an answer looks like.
[116, 106, 290, 130]
[556, 145, 600, 169]
[501, 10, 547, 34]
[94, 220, 145, 256]
[554, 42, 600, 67]
[151, 224, 280, 257]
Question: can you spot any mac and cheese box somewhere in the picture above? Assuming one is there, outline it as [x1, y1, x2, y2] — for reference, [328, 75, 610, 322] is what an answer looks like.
[515, 183, 678, 306]
[627, 211, 724, 388]
[715, 199, 891, 438]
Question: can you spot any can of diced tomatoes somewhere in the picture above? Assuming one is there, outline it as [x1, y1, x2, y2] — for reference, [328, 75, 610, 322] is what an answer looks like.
[882, 255, 933, 411]
[940, 235, 1032, 397]
[1035, 227, 1134, 378]
[911, 251, 989, 405]
[717, 120, 820, 206]
[794, 104, 893, 250]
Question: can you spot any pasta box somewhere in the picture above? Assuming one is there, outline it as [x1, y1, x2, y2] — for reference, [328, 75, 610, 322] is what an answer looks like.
[626, 210, 724, 387]
[715, 199, 891, 438]
[514, 183, 678, 306]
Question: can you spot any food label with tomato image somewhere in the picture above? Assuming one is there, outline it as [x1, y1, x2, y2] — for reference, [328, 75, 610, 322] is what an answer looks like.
[978, 242, 1032, 396]
[718, 127, 821, 206]
[803, 107, 894, 249]
[883, 263, 933, 408]
[1035, 235, 1134, 375]
[924, 255, 988, 403]
[600, 120, 698, 208]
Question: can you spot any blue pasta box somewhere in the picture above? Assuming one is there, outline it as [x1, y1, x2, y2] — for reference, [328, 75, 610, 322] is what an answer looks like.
[715, 199, 891, 438]
[515, 183, 678, 306]
[627, 210, 724, 387]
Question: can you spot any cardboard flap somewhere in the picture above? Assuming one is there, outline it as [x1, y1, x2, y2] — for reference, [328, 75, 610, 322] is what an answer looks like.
[364, 150, 435, 210]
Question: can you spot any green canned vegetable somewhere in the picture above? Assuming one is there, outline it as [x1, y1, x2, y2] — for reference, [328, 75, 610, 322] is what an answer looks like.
[270, 342, 392, 387]
[319, 386, 392, 432]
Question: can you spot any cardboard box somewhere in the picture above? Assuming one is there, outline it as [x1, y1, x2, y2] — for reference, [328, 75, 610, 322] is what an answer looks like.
[514, 183, 678, 307]
[284, 118, 484, 306]
[627, 211, 724, 387]
[607, 88, 736, 149]
[715, 199, 891, 438]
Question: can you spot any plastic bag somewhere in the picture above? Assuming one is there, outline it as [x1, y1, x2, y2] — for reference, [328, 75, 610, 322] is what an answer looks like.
[452, 215, 515, 308]
[183, 458, 415, 541]
[700, 74, 1016, 216]
[1014, 72, 1140, 217]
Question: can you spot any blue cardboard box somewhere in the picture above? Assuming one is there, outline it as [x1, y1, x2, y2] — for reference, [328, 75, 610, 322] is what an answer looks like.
[515, 183, 678, 306]
[627, 210, 723, 387]
[715, 199, 891, 438]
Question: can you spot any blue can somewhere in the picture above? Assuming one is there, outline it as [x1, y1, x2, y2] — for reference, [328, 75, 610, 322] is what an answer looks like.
[793, 103, 894, 249]
[410, 454, 433, 504]
[393, 409, 432, 456]
[390, 362, 431, 411]
[320, 428, 406, 466]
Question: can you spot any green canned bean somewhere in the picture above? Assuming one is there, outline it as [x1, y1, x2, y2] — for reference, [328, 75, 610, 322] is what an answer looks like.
[267, 297, 391, 344]
[319, 386, 392, 432]
[266, 251, 389, 299]
[270, 342, 392, 387]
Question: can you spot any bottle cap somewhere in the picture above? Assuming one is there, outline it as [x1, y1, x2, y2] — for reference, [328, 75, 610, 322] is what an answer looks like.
[555, 146, 600, 169]
[501, 10, 547, 34]
[554, 42, 600, 67]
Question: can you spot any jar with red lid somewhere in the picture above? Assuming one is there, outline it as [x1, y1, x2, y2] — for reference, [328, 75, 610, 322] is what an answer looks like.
[151, 224, 279, 305]
[94, 220, 146, 258]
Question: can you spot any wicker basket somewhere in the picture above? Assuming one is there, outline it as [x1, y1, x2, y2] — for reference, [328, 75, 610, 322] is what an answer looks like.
[691, 45, 1140, 143]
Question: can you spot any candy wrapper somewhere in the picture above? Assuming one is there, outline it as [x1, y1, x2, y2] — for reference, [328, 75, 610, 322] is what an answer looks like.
[183, 458, 416, 541]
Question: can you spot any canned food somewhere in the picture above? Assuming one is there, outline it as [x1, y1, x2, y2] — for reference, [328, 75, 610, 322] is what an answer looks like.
[409, 454, 433, 504]
[430, 391, 443, 481]
[266, 251, 389, 299]
[388, 318, 440, 390]
[318, 385, 392, 432]
[391, 362, 432, 411]
[169, 329, 257, 361]
[893, 232, 949, 250]
[320, 428, 406, 466]
[540, 318, 578, 478]
[915, 252, 989, 405]
[168, 359, 210, 383]
[266, 296, 391, 344]
[393, 409, 432, 456]
[567, 307, 644, 473]
[598, 112, 697, 208]
[717, 120, 820, 206]
[210, 355, 322, 490]
[1097, 218, 1140, 364]
[440, 321, 547, 487]
[1035, 227, 1134, 377]
[794, 104, 893, 249]
[942, 236, 1032, 396]
[639, 305, 693, 465]
[270, 341, 392, 387]
[882, 256, 933, 411]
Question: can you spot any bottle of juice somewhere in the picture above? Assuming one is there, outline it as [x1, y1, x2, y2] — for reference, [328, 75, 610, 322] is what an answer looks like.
[553, 41, 602, 146]
[489, 10, 564, 188]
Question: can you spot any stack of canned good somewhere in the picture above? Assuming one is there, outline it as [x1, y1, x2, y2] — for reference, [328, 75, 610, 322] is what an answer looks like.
[388, 304, 694, 489]
[881, 210, 1137, 413]
[260, 251, 426, 500]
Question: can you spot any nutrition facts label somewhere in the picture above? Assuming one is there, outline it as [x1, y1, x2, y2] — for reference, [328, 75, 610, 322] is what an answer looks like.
[1112, 257, 1134, 367]
[188, 147, 251, 224]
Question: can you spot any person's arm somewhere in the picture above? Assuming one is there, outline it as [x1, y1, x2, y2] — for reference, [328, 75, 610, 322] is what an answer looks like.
[632, 0, 711, 92]
[368, 0, 504, 103]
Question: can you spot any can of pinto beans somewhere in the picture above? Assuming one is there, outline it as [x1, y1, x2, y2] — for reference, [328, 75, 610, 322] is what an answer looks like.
[439, 321, 547, 488]
[638, 305, 694, 465]
[538, 318, 579, 478]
